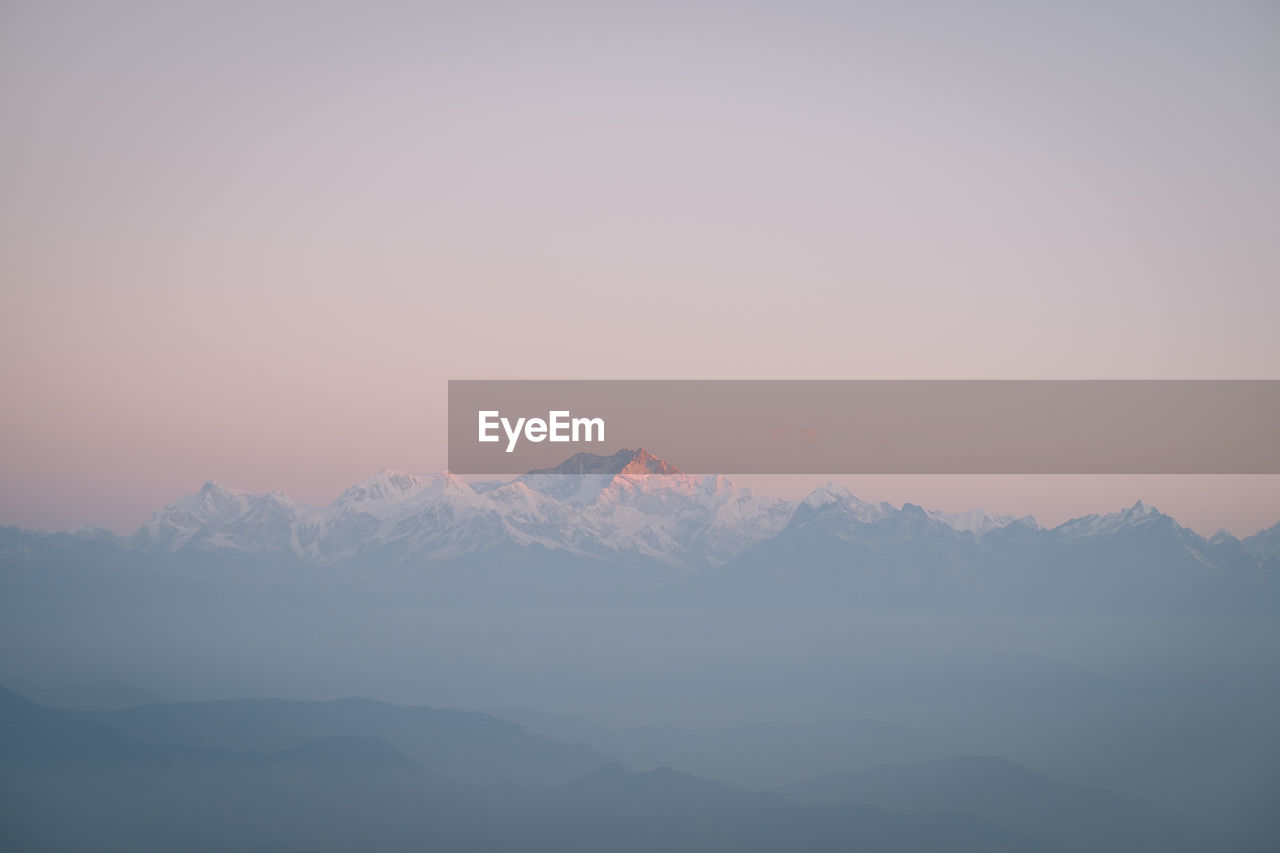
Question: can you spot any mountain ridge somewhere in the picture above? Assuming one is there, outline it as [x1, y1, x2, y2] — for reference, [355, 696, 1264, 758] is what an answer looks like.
[3, 450, 1278, 589]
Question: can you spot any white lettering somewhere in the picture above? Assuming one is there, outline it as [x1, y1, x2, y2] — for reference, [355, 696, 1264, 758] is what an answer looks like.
[481, 410, 606, 452]
[572, 417, 605, 443]
[478, 411, 500, 443]
[502, 416, 526, 453]
[549, 411, 570, 442]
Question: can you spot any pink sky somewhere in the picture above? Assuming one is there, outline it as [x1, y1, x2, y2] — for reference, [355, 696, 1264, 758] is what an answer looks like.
[2, 2, 1278, 537]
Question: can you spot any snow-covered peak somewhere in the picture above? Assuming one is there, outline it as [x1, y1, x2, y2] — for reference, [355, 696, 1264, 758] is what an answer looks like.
[319, 471, 480, 526]
[518, 449, 687, 506]
[1242, 520, 1280, 561]
[1053, 500, 1172, 538]
[334, 469, 444, 505]
[615, 448, 683, 476]
[525, 448, 684, 479]
[196, 479, 250, 507]
[135, 480, 307, 553]
[70, 525, 118, 541]
[485, 479, 570, 515]
[927, 507, 1038, 535]
[1113, 500, 1162, 524]
[801, 482, 856, 508]
[154, 481, 253, 523]
[798, 483, 895, 522]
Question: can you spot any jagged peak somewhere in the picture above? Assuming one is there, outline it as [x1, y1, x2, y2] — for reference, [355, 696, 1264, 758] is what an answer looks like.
[70, 525, 117, 541]
[926, 506, 1039, 534]
[523, 448, 684, 479]
[615, 448, 683, 477]
[800, 482, 858, 507]
[198, 480, 241, 497]
[154, 480, 252, 511]
[335, 469, 441, 505]
[1053, 499, 1176, 538]
[1113, 500, 1168, 524]
[1248, 519, 1280, 538]
[799, 482, 891, 517]
[789, 482, 895, 528]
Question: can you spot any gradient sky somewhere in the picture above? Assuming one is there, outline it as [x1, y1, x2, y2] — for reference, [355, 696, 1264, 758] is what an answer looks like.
[2, 1, 1278, 536]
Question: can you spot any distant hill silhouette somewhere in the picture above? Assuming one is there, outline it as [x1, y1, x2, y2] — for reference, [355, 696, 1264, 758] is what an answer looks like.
[2, 683, 1059, 852]
[80, 694, 611, 790]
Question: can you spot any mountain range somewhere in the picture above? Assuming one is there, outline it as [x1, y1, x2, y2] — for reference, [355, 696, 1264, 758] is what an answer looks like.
[128, 448, 795, 569]
[2, 448, 1278, 612]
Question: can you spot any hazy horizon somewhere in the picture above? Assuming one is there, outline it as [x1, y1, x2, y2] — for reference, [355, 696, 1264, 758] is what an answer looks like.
[10, 461, 1280, 542]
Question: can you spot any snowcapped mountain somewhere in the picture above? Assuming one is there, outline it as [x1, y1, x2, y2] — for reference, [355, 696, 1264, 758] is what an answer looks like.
[796, 483, 897, 525]
[14, 450, 1274, 594]
[1242, 520, 1280, 565]
[1050, 500, 1170, 539]
[927, 507, 1038, 536]
[1042, 499, 1246, 567]
[511, 449, 796, 566]
[779, 482, 1034, 547]
[516, 448, 682, 505]
[296, 471, 502, 563]
[133, 481, 307, 554]
[130, 450, 796, 569]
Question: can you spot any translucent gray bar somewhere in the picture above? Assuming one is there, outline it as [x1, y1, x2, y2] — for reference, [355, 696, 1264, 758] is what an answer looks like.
[448, 380, 1280, 474]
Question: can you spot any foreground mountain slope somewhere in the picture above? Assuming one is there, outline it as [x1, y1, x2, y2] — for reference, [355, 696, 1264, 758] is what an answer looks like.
[1, 684, 1052, 852]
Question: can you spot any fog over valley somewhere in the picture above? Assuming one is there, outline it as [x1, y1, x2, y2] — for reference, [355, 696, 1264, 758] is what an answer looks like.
[4, 452, 1278, 850]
